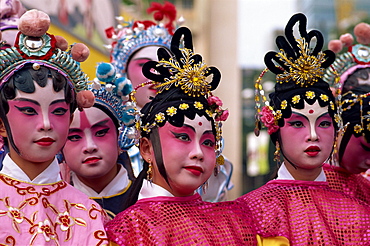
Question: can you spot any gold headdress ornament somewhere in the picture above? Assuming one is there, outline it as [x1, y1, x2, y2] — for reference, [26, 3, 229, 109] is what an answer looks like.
[255, 13, 338, 136]
[0, 9, 94, 108]
[129, 27, 228, 164]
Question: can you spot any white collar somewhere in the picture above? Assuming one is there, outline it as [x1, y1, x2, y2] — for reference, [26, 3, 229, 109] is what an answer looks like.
[138, 179, 174, 200]
[71, 165, 130, 197]
[0, 154, 62, 184]
[276, 162, 326, 181]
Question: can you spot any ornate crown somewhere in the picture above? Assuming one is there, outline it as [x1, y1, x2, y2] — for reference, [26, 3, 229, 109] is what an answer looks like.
[105, 1, 183, 77]
[92, 62, 137, 150]
[0, 9, 93, 108]
[127, 27, 228, 164]
[255, 13, 337, 136]
[324, 22, 370, 140]
[324, 22, 370, 94]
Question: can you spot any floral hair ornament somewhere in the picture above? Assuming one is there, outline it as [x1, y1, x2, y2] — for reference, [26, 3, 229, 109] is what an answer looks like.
[255, 13, 338, 136]
[105, 1, 184, 79]
[92, 62, 138, 150]
[0, 9, 94, 109]
[138, 26, 228, 164]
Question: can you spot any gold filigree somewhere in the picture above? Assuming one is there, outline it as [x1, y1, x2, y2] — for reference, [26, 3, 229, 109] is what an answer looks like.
[281, 100, 288, 109]
[155, 48, 211, 97]
[334, 114, 341, 123]
[320, 94, 329, 102]
[354, 124, 363, 133]
[194, 101, 204, 110]
[275, 110, 282, 120]
[305, 91, 315, 99]
[166, 106, 177, 116]
[292, 95, 301, 104]
[276, 38, 326, 86]
[179, 103, 189, 110]
[154, 113, 165, 123]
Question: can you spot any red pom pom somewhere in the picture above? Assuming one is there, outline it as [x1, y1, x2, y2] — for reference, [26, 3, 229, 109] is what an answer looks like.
[153, 12, 164, 21]
[328, 40, 343, 53]
[354, 22, 370, 45]
[132, 20, 156, 30]
[76, 90, 95, 108]
[147, 1, 176, 34]
[339, 33, 354, 47]
[55, 35, 68, 51]
[71, 43, 90, 62]
[18, 9, 50, 37]
[105, 26, 115, 39]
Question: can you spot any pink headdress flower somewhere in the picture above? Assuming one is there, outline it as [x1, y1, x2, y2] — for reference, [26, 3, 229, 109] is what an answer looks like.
[259, 106, 279, 134]
[207, 96, 229, 121]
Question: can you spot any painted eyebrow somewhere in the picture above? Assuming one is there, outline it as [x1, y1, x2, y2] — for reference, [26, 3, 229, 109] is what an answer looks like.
[291, 111, 329, 121]
[92, 119, 109, 128]
[68, 119, 109, 133]
[68, 128, 82, 134]
[50, 99, 67, 106]
[182, 124, 213, 135]
[203, 130, 214, 135]
[13, 98, 66, 106]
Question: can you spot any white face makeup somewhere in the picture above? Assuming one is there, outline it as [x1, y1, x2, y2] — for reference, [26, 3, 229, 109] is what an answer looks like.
[150, 114, 216, 197]
[280, 101, 335, 173]
[63, 107, 119, 180]
[127, 46, 161, 108]
[6, 78, 70, 165]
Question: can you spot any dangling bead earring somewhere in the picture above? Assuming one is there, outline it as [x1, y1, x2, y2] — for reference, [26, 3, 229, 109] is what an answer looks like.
[147, 158, 153, 182]
[202, 180, 208, 194]
[274, 141, 281, 166]
[214, 164, 220, 176]
[329, 135, 339, 165]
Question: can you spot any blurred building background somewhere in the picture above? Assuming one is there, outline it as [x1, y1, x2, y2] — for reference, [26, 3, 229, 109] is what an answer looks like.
[18, 0, 370, 199]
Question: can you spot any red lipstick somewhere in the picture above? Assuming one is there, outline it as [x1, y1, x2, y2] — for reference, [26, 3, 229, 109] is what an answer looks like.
[83, 157, 101, 164]
[184, 166, 203, 176]
[304, 146, 321, 157]
[34, 137, 55, 146]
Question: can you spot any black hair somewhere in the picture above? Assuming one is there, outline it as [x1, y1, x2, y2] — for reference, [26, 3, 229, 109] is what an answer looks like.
[93, 103, 120, 132]
[263, 13, 336, 170]
[123, 26, 220, 209]
[337, 86, 370, 163]
[0, 63, 76, 154]
[125, 45, 170, 79]
[342, 67, 370, 94]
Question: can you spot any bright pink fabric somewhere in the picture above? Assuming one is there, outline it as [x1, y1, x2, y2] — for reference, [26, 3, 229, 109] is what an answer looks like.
[324, 164, 370, 205]
[237, 179, 370, 245]
[105, 193, 257, 245]
[0, 174, 109, 245]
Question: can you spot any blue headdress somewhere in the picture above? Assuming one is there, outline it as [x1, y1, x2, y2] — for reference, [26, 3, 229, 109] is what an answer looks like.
[93, 63, 137, 151]
[105, 1, 183, 78]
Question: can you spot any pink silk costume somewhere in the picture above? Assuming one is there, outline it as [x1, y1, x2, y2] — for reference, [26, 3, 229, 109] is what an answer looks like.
[105, 193, 257, 245]
[324, 164, 370, 205]
[237, 178, 370, 245]
[0, 173, 109, 245]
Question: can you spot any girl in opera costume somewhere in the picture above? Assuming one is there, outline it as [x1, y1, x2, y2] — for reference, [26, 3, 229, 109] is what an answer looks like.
[322, 22, 370, 204]
[105, 27, 260, 245]
[105, 1, 179, 177]
[237, 13, 370, 245]
[106, 2, 233, 202]
[61, 62, 136, 219]
[0, 10, 108, 245]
